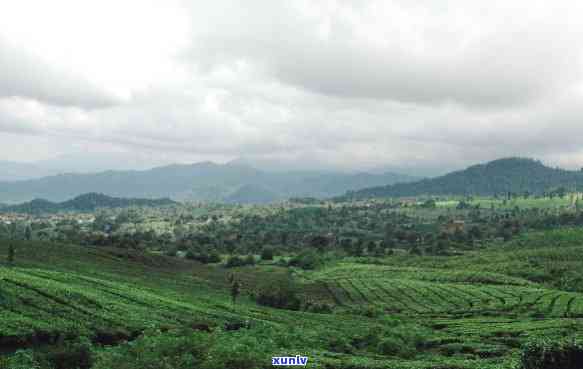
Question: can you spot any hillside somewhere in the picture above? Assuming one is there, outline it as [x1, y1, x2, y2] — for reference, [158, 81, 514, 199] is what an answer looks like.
[2, 193, 176, 214]
[223, 184, 280, 204]
[341, 157, 583, 199]
[2, 230, 583, 368]
[0, 162, 417, 204]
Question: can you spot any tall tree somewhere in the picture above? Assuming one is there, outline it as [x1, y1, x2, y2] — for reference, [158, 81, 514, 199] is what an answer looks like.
[230, 279, 241, 305]
[7, 243, 14, 267]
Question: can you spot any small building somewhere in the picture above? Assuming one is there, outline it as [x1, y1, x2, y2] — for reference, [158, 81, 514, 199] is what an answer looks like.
[443, 220, 465, 234]
[399, 198, 418, 207]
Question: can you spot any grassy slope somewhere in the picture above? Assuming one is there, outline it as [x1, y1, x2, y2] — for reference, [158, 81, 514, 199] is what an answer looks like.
[0, 242, 409, 368]
[2, 234, 583, 368]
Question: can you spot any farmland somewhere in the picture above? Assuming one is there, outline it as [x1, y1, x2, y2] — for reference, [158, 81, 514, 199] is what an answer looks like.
[2, 193, 583, 368]
[0, 242, 580, 368]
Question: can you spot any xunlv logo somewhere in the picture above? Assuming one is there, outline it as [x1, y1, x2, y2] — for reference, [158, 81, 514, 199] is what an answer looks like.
[272, 355, 309, 366]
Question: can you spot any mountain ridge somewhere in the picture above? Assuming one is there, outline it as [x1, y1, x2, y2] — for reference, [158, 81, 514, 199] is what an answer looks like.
[339, 157, 583, 200]
[0, 161, 418, 204]
[2, 193, 176, 214]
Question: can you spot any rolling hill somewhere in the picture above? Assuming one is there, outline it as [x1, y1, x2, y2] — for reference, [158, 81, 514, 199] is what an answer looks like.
[2, 229, 583, 368]
[2, 193, 176, 214]
[0, 162, 418, 204]
[340, 157, 583, 200]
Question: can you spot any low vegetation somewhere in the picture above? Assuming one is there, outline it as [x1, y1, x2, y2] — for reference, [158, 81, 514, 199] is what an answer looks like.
[3, 187, 583, 368]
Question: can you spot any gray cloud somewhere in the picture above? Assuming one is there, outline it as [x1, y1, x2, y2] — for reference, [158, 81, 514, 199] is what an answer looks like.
[2, 0, 583, 175]
[186, 1, 581, 108]
[0, 38, 121, 109]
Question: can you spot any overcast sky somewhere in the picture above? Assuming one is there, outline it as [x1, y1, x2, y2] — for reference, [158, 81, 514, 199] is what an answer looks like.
[1, 0, 583, 174]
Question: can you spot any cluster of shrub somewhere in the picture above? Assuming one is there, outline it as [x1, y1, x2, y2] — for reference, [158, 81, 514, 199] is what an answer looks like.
[235, 271, 332, 313]
[0, 338, 93, 369]
[185, 250, 221, 264]
[224, 254, 257, 268]
[0, 329, 272, 369]
[222, 248, 327, 271]
[327, 318, 432, 359]
[0, 319, 431, 369]
[519, 337, 583, 369]
[177, 247, 276, 268]
[2, 317, 578, 369]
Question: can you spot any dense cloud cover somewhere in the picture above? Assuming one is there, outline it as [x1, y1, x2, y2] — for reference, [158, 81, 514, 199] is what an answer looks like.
[1, 0, 583, 173]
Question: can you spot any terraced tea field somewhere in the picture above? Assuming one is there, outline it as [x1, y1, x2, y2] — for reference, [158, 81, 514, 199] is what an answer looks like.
[315, 271, 583, 318]
[299, 249, 583, 367]
[310, 268, 583, 352]
[2, 239, 583, 369]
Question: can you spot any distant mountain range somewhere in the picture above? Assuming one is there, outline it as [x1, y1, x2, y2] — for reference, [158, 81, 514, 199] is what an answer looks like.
[0, 154, 171, 182]
[0, 161, 56, 181]
[2, 193, 176, 214]
[4, 157, 580, 205]
[340, 158, 583, 200]
[0, 162, 418, 204]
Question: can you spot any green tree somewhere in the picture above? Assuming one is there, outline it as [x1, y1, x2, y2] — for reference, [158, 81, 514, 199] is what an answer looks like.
[410, 245, 422, 256]
[468, 226, 482, 240]
[352, 239, 364, 257]
[254, 278, 301, 310]
[230, 279, 241, 305]
[7, 243, 14, 267]
[260, 247, 274, 261]
[421, 199, 436, 208]
[373, 243, 385, 257]
[24, 225, 32, 241]
[244, 254, 256, 266]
